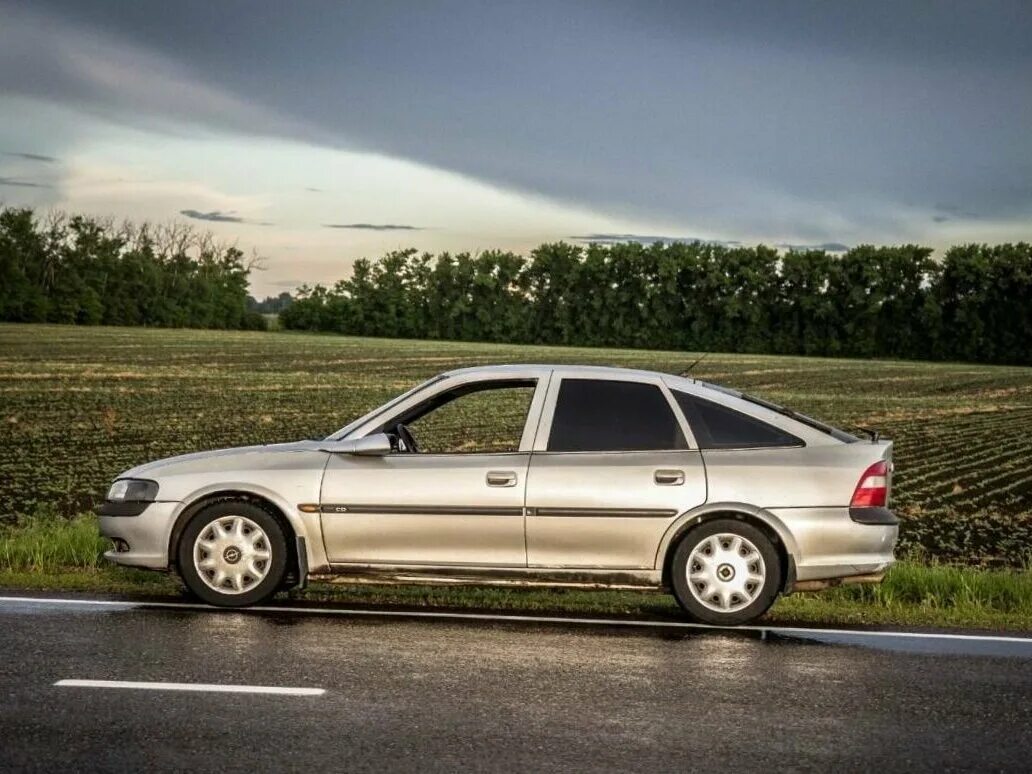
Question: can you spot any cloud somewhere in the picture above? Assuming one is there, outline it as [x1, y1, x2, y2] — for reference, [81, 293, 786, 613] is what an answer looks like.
[0, 4, 315, 147]
[179, 209, 244, 223]
[178, 209, 274, 226]
[778, 242, 851, 252]
[934, 203, 980, 220]
[572, 234, 852, 252]
[304, 187, 323, 193]
[570, 233, 740, 246]
[0, 176, 50, 188]
[323, 223, 422, 231]
[2, 151, 58, 163]
[5, 1, 1031, 246]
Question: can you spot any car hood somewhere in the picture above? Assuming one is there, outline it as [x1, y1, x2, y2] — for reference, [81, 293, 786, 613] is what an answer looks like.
[119, 440, 329, 479]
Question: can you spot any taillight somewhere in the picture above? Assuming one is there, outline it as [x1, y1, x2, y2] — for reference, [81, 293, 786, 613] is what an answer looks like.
[851, 460, 889, 508]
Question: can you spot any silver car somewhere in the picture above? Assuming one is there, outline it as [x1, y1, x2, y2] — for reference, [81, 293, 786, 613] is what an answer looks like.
[98, 365, 897, 625]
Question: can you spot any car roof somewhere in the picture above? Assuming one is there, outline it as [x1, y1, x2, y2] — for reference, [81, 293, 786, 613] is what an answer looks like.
[444, 363, 684, 382]
[442, 363, 709, 393]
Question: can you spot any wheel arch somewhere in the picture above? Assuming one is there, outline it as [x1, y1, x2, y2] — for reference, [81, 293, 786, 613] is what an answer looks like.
[167, 485, 305, 571]
[656, 502, 799, 592]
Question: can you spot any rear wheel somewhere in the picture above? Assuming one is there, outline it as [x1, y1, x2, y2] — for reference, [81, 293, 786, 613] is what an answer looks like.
[177, 501, 288, 607]
[670, 519, 781, 626]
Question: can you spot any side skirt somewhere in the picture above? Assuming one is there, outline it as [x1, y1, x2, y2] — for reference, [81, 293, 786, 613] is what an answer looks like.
[312, 564, 663, 591]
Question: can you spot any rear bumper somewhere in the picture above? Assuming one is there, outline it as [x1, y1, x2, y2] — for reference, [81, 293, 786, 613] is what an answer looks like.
[97, 501, 181, 570]
[848, 506, 898, 525]
[770, 506, 898, 583]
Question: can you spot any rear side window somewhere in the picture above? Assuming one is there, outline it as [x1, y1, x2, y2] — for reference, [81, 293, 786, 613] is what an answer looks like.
[674, 391, 803, 449]
[547, 379, 687, 452]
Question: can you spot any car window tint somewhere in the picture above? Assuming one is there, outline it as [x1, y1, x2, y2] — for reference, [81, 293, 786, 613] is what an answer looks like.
[409, 385, 534, 453]
[547, 379, 686, 452]
[674, 391, 803, 449]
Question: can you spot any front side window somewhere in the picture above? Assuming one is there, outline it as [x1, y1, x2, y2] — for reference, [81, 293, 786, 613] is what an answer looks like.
[547, 379, 687, 452]
[330, 374, 447, 439]
[674, 391, 803, 449]
[388, 381, 536, 454]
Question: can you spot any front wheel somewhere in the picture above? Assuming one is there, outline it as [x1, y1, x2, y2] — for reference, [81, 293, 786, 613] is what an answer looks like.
[177, 501, 288, 607]
[670, 519, 781, 626]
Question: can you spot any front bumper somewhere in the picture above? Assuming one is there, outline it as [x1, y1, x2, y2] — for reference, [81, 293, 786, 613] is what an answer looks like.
[97, 501, 181, 570]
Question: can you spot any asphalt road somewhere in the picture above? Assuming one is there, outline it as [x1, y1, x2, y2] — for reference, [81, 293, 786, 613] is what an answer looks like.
[1, 596, 1031, 772]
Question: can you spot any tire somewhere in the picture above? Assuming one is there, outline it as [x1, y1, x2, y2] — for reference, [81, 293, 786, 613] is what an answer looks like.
[670, 518, 782, 626]
[176, 500, 289, 607]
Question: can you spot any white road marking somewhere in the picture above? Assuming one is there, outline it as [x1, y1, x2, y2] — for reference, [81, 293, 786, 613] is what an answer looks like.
[54, 679, 324, 696]
[2, 594, 1030, 645]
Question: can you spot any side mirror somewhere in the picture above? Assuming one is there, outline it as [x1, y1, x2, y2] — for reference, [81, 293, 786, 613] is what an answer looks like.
[319, 433, 393, 457]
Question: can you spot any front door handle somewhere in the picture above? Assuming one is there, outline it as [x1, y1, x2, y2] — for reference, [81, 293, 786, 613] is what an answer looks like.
[654, 469, 685, 486]
[486, 470, 518, 487]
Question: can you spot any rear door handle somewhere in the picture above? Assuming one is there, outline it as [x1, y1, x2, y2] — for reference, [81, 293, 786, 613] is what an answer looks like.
[486, 470, 518, 487]
[654, 469, 685, 486]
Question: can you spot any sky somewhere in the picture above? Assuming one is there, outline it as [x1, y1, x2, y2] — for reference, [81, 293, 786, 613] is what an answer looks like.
[1, 1, 1029, 297]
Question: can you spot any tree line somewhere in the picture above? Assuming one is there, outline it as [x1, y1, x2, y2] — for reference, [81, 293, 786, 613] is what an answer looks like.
[247, 292, 293, 314]
[280, 241, 1032, 365]
[3, 205, 1030, 365]
[0, 207, 265, 330]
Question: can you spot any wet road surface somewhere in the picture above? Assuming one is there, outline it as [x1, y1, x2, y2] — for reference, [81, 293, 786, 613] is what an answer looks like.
[1, 595, 1030, 772]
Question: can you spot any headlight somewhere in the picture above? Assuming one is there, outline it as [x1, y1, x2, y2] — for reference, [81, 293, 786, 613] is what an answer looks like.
[106, 479, 159, 502]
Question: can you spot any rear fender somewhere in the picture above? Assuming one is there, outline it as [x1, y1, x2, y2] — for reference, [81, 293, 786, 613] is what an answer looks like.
[654, 501, 801, 571]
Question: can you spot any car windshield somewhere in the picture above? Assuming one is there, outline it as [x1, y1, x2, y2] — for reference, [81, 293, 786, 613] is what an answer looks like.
[696, 381, 860, 443]
[326, 375, 447, 440]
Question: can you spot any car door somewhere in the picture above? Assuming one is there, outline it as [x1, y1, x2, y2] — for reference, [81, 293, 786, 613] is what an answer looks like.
[525, 374, 707, 569]
[319, 374, 547, 567]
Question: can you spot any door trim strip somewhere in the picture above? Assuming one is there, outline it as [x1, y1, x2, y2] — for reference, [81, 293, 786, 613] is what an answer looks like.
[305, 504, 678, 518]
[313, 504, 524, 517]
[527, 507, 678, 518]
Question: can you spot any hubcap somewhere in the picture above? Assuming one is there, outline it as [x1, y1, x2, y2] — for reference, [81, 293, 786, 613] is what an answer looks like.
[686, 533, 766, 613]
[193, 515, 272, 595]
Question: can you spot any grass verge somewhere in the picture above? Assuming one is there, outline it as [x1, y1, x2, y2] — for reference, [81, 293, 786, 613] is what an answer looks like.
[2, 515, 1031, 631]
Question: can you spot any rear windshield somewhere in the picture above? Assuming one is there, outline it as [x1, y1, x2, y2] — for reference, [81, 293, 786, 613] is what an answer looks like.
[696, 381, 860, 443]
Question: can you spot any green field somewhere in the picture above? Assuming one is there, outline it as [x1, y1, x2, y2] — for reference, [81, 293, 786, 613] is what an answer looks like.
[3, 323, 1031, 565]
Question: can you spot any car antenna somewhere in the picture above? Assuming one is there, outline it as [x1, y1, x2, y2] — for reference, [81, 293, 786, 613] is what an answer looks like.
[680, 352, 709, 378]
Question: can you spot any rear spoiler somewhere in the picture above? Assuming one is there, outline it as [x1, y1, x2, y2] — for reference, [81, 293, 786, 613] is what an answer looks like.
[853, 426, 881, 443]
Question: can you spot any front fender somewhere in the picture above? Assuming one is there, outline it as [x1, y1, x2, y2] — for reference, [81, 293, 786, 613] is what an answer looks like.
[169, 480, 329, 574]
